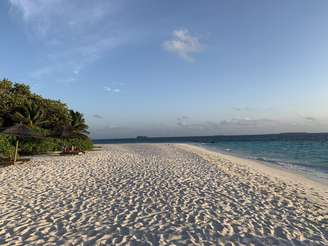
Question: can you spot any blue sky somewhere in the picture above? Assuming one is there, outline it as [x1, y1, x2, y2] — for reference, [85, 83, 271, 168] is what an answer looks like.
[1, 0, 328, 138]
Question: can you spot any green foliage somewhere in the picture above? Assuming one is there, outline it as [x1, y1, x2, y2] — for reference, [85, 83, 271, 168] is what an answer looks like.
[19, 137, 93, 155]
[13, 101, 48, 127]
[42, 99, 71, 130]
[19, 138, 61, 155]
[0, 135, 16, 160]
[12, 83, 31, 95]
[0, 78, 93, 156]
[61, 137, 93, 151]
[0, 79, 13, 94]
[68, 110, 89, 137]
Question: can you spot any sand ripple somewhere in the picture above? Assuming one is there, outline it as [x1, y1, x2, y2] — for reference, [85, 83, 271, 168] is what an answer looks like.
[0, 144, 327, 245]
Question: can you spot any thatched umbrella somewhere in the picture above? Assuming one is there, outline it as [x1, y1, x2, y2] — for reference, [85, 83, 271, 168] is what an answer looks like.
[0, 124, 43, 162]
[54, 125, 87, 139]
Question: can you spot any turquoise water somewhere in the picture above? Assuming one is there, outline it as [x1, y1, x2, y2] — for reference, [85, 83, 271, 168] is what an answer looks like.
[201, 140, 328, 183]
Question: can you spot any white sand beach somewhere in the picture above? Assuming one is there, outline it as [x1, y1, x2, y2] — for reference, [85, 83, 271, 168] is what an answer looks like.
[0, 144, 327, 245]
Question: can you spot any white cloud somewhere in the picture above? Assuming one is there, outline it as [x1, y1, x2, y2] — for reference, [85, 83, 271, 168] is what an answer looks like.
[303, 117, 316, 121]
[175, 116, 285, 135]
[177, 116, 191, 127]
[9, 0, 111, 36]
[298, 114, 317, 122]
[9, 0, 45, 20]
[104, 86, 112, 92]
[8, 0, 125, 82]
[163, 29, 202, 62]
[233, 107, 252, 112]
[73, 66, 81, 75]
[219, 118, 277, 127]
[104, 87, 120, 93]
[93, 114, 103, 119]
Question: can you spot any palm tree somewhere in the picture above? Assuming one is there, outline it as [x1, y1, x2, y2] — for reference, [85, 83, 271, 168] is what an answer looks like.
[56, 110, 89, 138]
[13, 102, 48, 128]
[70, 110, 89, 135]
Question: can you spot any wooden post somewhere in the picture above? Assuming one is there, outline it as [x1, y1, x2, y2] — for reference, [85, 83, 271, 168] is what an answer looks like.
[14, 139, 19, 163]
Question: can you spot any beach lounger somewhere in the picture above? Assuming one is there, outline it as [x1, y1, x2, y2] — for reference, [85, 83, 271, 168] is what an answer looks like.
[60, 147, 85, 155]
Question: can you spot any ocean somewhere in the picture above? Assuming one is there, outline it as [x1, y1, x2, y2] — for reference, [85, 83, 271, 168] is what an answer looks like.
[94, 133, 328, 184]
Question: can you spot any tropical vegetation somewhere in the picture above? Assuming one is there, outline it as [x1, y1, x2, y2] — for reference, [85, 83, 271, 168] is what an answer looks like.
[0, 79, 92, 159]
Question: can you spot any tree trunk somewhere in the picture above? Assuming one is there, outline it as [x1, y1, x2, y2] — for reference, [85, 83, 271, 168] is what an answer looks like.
[14, 139, 19, 163]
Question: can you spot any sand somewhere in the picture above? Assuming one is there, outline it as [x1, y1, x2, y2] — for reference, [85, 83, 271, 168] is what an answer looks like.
[0, 144, 327, 245]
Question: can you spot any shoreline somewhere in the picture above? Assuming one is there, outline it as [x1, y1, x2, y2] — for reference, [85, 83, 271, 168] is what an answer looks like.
[194, 143, 328, 185]
[179, 143, 328, 206]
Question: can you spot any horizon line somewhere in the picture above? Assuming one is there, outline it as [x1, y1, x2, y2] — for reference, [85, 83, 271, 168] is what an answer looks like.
[92, 131, 328, 141]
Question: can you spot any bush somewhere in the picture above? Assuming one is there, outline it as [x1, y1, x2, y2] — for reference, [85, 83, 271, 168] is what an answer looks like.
[19, 137, 93, 155]
[61, 137, 93, 151]
[0, 135, 16, 159]
[19, 138, 61, 155]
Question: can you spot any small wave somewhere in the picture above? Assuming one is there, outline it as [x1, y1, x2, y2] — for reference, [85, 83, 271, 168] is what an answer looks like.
[253, 157, 328, 174]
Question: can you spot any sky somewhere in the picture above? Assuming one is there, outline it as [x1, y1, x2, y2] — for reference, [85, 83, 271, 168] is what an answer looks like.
[1, 0, 328, 139]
